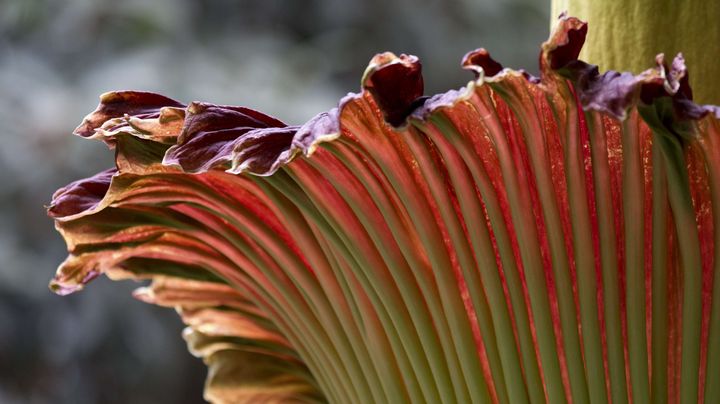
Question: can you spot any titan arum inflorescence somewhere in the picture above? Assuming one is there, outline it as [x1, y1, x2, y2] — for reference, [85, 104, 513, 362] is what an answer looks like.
[49, 15, 720, 404]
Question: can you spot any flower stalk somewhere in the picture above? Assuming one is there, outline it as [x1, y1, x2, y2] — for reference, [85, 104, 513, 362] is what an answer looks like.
[48, 15, 720, 404]
[551, 0, 720, 104]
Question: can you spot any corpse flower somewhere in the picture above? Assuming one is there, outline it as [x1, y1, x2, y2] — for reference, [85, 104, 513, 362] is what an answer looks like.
[48, 15, 720, 404]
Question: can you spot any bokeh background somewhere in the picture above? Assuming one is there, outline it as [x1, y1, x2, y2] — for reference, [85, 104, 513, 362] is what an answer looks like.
[0, 0, 549, 402]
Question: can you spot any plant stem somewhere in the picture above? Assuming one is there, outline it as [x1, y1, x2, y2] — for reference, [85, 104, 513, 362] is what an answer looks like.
[550, 0, 719, 104]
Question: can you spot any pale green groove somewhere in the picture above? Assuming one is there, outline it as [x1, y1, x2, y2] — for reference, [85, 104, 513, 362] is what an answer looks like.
[304, 146, 461, 403]
[655, 133, 702, 404]
[317, 234, 406, 403]
[701, 123, 720, 403]
[586, 112, 628, 404]
[229, 213, 368, 404]
[311, 231, 393, 403]
[266, 170, 434, 403]
[551, 0, 720, 105]
[650, 137, 669, 404]
[621, 116, 650, 404]
[196, 216, 356, 404]
[173, 226, 343, 404]
[220, 260, 342, 404]
[128, 217, 338, 403]
[325, 139, 476, 404]
[262, 172, 425, 403]
[471, 89, 567, 404]
[429, 112, 547, 404]
[304, 204, 414, 404]
[365, 131, 491, 404]
[329, 139, 480, 399]
[404, 126, 511, 404]
[414, 119, 531, 404]
[214, 264, 342, 404]
[122, 183, 348, 404]
[497, 85, 589, 404]
[182, 181, 367, 404]
[556, 91, 608, 404]
[252, 182, 389, 404]
[263, 176, 425, 404]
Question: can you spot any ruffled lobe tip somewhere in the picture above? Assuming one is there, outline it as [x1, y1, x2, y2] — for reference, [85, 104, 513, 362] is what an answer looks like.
[74, 91, 185, 138]
[361, 52, 425, 127]
[162, 102, 287, 173]
[462, 48, 504, 79]
[543, 15, 588, 71]
[47, 168, 115, 219]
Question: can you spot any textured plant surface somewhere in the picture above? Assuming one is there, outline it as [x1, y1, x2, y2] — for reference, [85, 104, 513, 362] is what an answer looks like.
[49, 16, 720, 404]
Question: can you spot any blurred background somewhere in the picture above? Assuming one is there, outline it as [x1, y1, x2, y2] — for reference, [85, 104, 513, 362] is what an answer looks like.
[0, 0, 549, 402]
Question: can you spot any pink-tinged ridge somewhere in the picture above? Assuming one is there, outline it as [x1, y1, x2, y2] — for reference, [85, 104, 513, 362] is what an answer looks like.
[48, 14, 720, 404]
